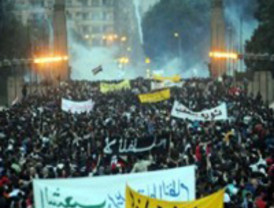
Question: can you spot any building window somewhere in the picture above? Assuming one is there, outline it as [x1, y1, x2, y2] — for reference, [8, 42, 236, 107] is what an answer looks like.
[103, 12, 112, 20]
[92, 26, 101, 33]
[103, 25, 113, 33]
[91, 11, 102, 20]
[66, 0, 72, 6]
[79, 0, 88, 6]
[102, 0, 112, 6]
[82, 26, 90, 33]
[82, 12, 89, 20]
[92, 0, 100, 7]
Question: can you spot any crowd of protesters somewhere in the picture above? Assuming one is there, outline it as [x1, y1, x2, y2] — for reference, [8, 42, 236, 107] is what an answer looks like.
[0, 76, 273, 208]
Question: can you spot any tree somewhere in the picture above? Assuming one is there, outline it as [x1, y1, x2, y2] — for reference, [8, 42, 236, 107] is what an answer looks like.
[245, 0, 274, 71]
[142, 0, 211, 69]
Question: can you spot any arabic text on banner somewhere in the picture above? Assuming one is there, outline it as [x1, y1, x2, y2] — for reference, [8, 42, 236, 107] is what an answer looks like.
[33, 166, 195, 208]
[151, 81, 183, 90]
[103, 136, 169, 155]
[138, 89, 170, 103]
[153, 74, 181, 83]
[126, 185, 224, 208]
[100, 80, 131, 93]
[171, 101, 228, 121]
[61, 98, 94, 114]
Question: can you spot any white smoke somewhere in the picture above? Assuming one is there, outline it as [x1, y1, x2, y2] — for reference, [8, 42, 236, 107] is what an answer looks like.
[225, 1, 258, 50]
[67, 21, 143, 81]
[133, 0, 144, 45]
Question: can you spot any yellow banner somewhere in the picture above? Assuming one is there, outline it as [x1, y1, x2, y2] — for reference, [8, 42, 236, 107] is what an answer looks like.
[139, 89, 170, 103]
[126, 185, 224, 208]
[153, 74, 181, 83]
[100, 80, 131, 93]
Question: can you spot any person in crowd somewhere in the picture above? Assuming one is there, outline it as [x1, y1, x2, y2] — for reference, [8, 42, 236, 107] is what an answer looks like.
[0, 76, 273, 208]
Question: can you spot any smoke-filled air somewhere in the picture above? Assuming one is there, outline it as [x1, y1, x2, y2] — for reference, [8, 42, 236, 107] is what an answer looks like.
[66, 0, 258, 80]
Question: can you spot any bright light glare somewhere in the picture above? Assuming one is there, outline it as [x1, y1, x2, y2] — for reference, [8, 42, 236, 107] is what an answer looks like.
[209, 51, 238, 59]
[34, 56, 69, 64]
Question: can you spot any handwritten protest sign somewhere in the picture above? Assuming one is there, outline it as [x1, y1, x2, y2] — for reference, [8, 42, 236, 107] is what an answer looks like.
[171, 101, 228, 121]
[138, 89, 170, 103]
[151, 81, 183, 90]
[153, 74, 181, 83]
[61, 98, 94, 114]
[103, 136, 169, 155]
[126, 185, 224, 208]
[100, 80, 131, 93]
[33, 166, 195, 208]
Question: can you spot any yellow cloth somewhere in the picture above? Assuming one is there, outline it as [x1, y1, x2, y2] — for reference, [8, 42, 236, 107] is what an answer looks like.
[126, 185, 224, 208]
[224, 131, 234, 142]
[100, 80, 131, 93]
[138, 89, 170, 103]
[153, 74, 181, 83]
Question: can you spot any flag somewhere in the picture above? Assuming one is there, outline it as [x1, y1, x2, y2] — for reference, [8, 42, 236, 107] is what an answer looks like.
[11, 96, 19, 106]
[92, 65, 103, 75]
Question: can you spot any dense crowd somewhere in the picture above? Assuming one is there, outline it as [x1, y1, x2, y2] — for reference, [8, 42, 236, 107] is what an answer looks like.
[0, 77, 273, 208]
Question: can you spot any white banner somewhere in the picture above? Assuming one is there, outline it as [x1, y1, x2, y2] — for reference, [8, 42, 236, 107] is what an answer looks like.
[171, 101, 228, 121]
[61, 98, 94, 114]
[33, 166, 195, 208]
[151, 81, 183, 90]
[270, 102, 274, 110]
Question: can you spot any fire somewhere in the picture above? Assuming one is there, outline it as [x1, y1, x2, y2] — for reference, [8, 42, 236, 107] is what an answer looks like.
[209, 51, 238, 59]
[34, 56, 69, 64]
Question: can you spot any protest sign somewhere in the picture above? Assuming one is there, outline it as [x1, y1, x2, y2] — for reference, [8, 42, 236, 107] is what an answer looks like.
[139, 89, 170, 103]
[33, 166, 195, 208]
[126, 185, 224, 208]
[61, 98, 94, 114]
[171, 101, 228, 121]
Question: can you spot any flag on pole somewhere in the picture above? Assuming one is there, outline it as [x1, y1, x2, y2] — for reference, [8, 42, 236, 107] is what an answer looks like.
[92, 65, 103, 75]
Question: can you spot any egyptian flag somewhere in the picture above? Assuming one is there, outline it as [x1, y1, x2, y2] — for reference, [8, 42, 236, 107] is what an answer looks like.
[92, 65, 103, 75]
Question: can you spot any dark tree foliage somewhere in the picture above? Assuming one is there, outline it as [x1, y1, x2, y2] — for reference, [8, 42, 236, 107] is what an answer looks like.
[142, 0, 211, 68]
[245, 0, 274, 71]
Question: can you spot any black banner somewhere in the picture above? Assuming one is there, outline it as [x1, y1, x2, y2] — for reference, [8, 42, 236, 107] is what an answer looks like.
[103, 136, 169, 155]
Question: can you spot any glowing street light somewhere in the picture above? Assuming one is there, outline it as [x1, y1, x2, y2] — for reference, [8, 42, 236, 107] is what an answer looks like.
[34, 55, 69, 64]
[173, 32, 182, 58]
[174, 32, 179, 38]
[118, 57, 130, 64]
[121, 36, 127, 42]
[145, 57, 151, 64]
[209, 51, 238, 59]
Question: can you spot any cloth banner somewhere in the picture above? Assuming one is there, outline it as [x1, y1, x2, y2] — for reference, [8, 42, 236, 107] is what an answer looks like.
[171, 101, 228, 121]
[139, 89, 170, 103]
[61, 98, 94, 114]
[270, 102, 274, 110]
[100, 80, 131, 93]
[153, 74, 181, 83]
[33, 166, 195, 208]
[126, 185, 224, 208]
[151, 81, 183, 90]
[103, 136, 169, 155]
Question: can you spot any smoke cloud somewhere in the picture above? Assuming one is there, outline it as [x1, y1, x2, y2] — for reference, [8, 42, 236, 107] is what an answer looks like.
[142, 0, 259, 78]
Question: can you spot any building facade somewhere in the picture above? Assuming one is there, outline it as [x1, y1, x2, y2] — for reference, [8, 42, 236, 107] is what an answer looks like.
[13, 0, 115, 46]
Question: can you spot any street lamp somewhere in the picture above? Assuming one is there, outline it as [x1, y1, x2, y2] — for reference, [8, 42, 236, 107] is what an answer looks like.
[121, 36, 127, 42]
[145, 57, 151, 64]
[173, 32, 182, 59]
